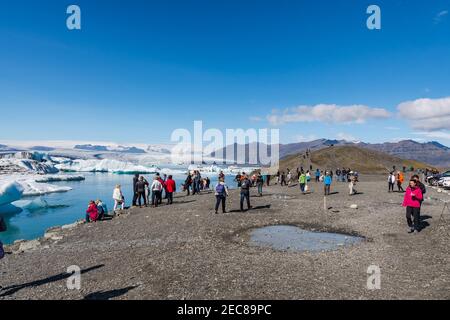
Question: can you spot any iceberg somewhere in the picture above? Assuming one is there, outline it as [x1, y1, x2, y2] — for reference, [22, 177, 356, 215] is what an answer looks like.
[19, 180, 72, 196]
[34, 175, 85, 183]
[0, 157, 58, 175]
[0, 176, 72, 211]
[0, 181, 24, 206]
[55, 159, 160, 174]
[0, 203, 23, 215]
[14, 198, 49, 210]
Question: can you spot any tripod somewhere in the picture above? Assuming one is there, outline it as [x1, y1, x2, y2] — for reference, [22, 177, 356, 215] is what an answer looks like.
[433, 201, 450, 236]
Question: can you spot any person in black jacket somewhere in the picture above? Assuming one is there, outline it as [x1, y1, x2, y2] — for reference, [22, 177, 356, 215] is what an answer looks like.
[132, 174, 139, 207]
[412, 174, 426, 222]
[240, 175, 252, 212]
[184, 173, 192, 196]
[135, 176, 149, 207]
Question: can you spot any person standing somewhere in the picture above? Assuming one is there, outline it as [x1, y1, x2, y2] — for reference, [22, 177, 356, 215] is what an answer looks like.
[184, 173, 192, 196]
[165, 175, 176, 205]
[235, 173, 242, 188]
[205, 177, 211, 190]
[162, 174, 168, 199]
[349, 176, 357, 195]
[157, 174, 165, 204]
[266, 174, 271, 186]
[299, 172, 307, 194]
[287, 171, 292, 186]
[315, 169, 320, 183]
[132, 173, 139, 207]
[388, 172, 396, 192]
[151, 176, 164, 207]
[113, 184, 125, 211]
[240, 174, 252, 212]
[280, 172, 287, 186]
[214, 177, 229, 214]
[256, 172, 264, 196]
[402, 179, 423, 234]
[324, 172, 332, 196]
[135, 176, 148, 207]
[397, 171, 405, 192]
[336, 168, 341, 182]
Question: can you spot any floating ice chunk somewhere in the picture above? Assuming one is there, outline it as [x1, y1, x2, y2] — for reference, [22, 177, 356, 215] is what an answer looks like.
[0, 181, 24, 206]
[55, 159, 159, 174]
[14, 198, 49, 211]
[34, 175, 85, 183]
[20, 180, 72, 196]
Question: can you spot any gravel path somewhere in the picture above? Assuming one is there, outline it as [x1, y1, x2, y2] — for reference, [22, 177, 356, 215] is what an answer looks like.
[1, 175, 449, 300]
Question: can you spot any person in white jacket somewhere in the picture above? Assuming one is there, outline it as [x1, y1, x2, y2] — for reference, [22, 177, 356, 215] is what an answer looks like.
[151, 176, 164, 207]
[113, 184, 125, 211]
[388, 172, 396, 193]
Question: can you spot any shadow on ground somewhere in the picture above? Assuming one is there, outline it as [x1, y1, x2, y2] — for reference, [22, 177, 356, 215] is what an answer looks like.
[83, 285, 138, 300]
[0, 265, 104, 297]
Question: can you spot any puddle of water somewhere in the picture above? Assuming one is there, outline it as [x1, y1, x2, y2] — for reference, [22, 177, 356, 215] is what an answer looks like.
[249, 225, 363, 252]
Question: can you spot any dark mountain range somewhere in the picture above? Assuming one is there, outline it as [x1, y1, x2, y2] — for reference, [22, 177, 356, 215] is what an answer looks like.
[211, 139, 450, 167]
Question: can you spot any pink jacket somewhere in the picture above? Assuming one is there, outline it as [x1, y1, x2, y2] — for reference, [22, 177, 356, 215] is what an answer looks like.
[402, 186, 423, 208]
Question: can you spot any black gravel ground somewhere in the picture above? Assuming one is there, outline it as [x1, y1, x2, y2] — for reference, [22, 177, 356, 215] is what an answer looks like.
[1, 175, 449, 300]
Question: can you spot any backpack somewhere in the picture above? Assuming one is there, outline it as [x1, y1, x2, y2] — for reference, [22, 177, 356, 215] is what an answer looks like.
[419, 182, 426, 195]
[241, 179, 249, 190]
[216, 184, 225, 195]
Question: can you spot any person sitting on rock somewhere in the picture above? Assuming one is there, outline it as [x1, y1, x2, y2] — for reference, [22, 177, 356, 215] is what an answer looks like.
[95, 199, 108, 220]
[86, 200, 99, 223]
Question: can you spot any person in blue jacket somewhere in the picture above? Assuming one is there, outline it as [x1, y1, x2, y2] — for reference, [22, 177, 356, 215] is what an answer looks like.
[324, 171, 332, 196]
[315, 169, 321, 182]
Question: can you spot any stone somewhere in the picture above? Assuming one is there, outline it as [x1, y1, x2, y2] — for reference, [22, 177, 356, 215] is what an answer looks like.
[350, 204, 358, 209]
[18, 239, 41, 252]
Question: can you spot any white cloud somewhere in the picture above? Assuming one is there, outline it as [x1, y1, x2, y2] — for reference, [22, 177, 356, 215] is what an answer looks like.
[434, 10, 448, 24]
[397, 97, 450, 131]
[336, 132, 358, 142]
[292, 134, 318, 143]
[267, 104, 391, 126]
[413, 131, 450, 141]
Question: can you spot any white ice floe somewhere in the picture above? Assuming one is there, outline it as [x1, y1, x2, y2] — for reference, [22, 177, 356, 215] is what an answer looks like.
[0, 181, 24, 206]
[0, 175, 74, 214]
[34, 175, 85, 183]
[19, 180, 72, 196]
[55, 159, 160, 174]
[13, 198, 49, 211]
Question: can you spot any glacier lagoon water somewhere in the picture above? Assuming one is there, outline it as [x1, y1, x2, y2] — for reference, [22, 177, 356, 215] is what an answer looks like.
[0, 172, 234, 244]
[249, 225, 363, 252]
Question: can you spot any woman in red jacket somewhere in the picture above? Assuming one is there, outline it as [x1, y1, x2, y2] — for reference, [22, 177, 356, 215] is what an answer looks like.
[402, 179, 423, 234]
[86, 200, 99, 223]
[165, 175, 176, 205]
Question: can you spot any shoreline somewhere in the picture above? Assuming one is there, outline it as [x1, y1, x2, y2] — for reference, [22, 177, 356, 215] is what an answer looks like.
[1, 176, 450, 299]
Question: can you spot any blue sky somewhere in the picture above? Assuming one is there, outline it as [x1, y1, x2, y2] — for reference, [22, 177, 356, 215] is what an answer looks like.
[0, 0, 449, 145]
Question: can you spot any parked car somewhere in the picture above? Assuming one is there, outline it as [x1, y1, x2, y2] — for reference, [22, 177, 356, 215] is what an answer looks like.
[427, 170, 450, 186]
[441, 177, 450, 189]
